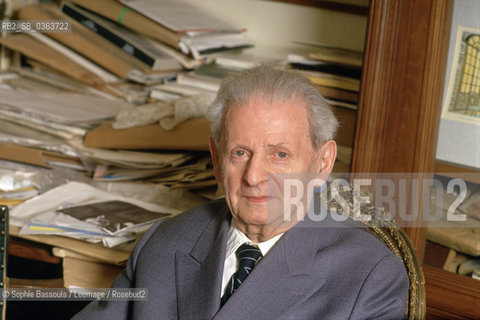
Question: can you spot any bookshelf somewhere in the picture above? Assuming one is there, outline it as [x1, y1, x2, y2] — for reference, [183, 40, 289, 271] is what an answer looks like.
[352, 0, 480, 319]
[268, 2, 478, 317]
[2, 0, 477, 318]
[276, 0, 479, 318]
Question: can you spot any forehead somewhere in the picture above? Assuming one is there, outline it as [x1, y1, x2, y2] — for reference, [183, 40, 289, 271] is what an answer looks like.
[222, 97, 311, 146]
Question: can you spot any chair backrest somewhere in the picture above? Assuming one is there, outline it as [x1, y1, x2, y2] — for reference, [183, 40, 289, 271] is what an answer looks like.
[322, 184, 426, 320]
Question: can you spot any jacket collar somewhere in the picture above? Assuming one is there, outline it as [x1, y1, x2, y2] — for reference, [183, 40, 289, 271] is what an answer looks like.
[176, 203, 230, 320]
[176, 200, 332, 320]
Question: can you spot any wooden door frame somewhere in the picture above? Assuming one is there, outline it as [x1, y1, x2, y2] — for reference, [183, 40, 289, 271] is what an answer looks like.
[354, 1, 480, 318]
[351, 0, 452, 256]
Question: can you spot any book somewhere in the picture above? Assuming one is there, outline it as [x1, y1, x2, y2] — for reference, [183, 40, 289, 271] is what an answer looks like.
[290, 62, 361, 79]
[326, 99, 357, 111]
[331, 105, 356, 149]
[60, 2, 182, 72]
[215, 53, 282, 70]
[83, 117, 211, 151]
[295, 69, 361, 92]
[176, 73, 220, 92]
[288, 53, 360, 77]
[18, 4, 153, 80]
[0, 87, 132, 125]
[0, 143, 84, 170]
[67, 0, 182, 49]
[64, 0, 252, 60]
[150, 83, 211, 97]
[316, 85, 359, 104]
[179, 32, 253, 60]
[119, 0, 243, 33]
[29, 32, 120, 84]
[308, 45, 363, 68]
[288, 53, 361, 79]
[57, 200, 170, 234]
[193, 62, 242, 80]
[0, 34, 107, 86]
[10, 224, 132, 265]
[149, 89, 181, 102]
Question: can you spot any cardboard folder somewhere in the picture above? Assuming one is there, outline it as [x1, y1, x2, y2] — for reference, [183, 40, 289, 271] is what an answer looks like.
[0, 143, 83, 169]
[67, 0, 182, 49]
[0, 34, 105, 86]
[83, 117, 211, 151]
[62, 257, 124, 288]
[18, 4, 150, 79]
[10, 226, 130, 265]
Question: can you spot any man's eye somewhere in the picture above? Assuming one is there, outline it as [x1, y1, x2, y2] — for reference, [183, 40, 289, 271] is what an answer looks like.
[276, 152, 288, 159]
[233, 150, 246, 157]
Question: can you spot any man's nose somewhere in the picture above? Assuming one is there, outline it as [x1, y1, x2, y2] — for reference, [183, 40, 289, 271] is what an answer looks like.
[243, 154, 268, 186]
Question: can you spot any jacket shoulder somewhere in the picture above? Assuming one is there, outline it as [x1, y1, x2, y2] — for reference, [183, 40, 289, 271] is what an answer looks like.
[134, 199, 228, 255]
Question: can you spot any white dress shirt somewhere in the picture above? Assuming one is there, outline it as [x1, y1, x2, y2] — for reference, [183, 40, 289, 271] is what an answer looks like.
[220, 219, 284, 297]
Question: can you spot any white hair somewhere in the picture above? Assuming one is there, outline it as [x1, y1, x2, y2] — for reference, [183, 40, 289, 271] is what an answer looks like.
[206, 65, 338, 148]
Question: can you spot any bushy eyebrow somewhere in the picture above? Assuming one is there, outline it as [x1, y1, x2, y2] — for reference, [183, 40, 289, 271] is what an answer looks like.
[266, 143, 291, 150]
[227, 143, 292, 153]
[267, 143, 287, 148]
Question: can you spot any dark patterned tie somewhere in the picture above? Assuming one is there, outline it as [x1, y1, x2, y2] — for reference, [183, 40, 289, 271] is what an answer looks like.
[221, 243, 263, 306]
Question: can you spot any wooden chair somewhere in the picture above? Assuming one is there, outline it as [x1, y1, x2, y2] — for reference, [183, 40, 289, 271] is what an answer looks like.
[322, 184, 426, 320]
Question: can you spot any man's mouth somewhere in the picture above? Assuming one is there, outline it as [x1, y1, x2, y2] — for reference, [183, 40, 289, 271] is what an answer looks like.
[243, 195, 271, 203]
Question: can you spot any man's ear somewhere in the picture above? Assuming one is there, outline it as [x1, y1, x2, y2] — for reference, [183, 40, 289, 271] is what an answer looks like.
[209, 136, 222, 181]
[317, 140, 337, 174]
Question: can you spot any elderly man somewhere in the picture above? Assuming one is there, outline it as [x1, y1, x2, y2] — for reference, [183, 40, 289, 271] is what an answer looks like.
[72, 66, 408, 319]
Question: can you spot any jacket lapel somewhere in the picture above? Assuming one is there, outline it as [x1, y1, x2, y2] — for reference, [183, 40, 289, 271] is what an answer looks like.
[213, 225, 326, 320]
[176, 206, 230, 320]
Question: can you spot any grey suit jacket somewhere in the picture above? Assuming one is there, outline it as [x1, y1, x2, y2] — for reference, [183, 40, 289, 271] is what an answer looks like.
[72, 199, 409, 320]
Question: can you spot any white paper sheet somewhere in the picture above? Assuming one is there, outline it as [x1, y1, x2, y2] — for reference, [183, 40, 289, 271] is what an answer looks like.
[120, 0, 242, 32]
[0, 88, 133, 124]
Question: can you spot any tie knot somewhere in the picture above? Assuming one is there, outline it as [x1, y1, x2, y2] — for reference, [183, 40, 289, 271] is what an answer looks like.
[221, 243, 263, 306]
[236, 243, 263, 262]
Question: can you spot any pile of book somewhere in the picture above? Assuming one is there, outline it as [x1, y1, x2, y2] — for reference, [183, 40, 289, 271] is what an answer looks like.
[0, 0, 364, 256]
[286, 43, 363, 172]
[0, 0, 370, 290]
[1, 0, 253, 91]
[287, 43, 362, 110]
[0, 0, 256, 249]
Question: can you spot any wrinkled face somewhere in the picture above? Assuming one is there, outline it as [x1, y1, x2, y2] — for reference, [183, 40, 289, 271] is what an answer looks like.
[210, 97, 336, 239]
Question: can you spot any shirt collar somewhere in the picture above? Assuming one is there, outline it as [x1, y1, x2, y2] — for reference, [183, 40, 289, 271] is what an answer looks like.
[225, 218, 284, 259]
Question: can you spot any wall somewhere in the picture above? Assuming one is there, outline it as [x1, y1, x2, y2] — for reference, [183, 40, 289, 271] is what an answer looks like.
[183, 0, 368, 58]
[436, 0, 480, 168]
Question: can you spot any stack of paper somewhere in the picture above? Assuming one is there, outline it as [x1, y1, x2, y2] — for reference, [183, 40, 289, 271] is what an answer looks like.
[60, 2, 183, 72]
[63, 0, 252, 62]
[0, 0, 268, 252]
[215, 53, 283, 70]
[116, 0, 252, 59]
[12, 181, 178, 247]
[92, 155, 216, 189]
[0, 86, 133, 144]
[287, 42, 363, 103]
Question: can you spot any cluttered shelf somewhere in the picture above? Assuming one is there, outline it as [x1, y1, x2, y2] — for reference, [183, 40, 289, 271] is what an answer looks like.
[0, 0, 365, 295]
[424, 162, 480, 319]
[435, 160, 480, 184]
